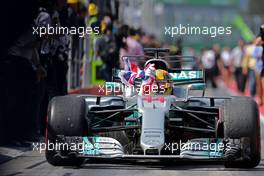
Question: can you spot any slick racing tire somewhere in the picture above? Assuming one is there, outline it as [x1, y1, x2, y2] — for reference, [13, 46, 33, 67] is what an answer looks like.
[223, 96, 260, 168]
[45, 95, 86, 166]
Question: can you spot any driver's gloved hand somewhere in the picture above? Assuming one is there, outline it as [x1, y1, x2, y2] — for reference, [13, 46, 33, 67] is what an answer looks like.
[144, 63, 156, 80]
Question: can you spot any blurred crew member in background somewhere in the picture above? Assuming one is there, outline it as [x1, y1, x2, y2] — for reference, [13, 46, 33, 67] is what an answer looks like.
[231, 39, 246, 93]
[34, 0, 54, 137]
[201, 48, 217, 88]
[50, 0, 70, 96]
[37, 0, 72, 136]
[119, 25, 144, 69]
[258, 24, 264, 105]
[87, 2, 100, 61]
[221, 47, 232, 85]
[212, 44, 221, 79]
[242, 41, 258, 98]
[96, 19, 118, 81]
[253, 37, 263, 105]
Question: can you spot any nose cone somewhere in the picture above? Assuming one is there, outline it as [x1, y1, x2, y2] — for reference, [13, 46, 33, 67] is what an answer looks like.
[138, 96, 171, 154]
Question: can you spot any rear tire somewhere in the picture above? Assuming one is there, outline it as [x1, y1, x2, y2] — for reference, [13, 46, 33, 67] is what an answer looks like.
[223, 96, 260, 168]
[45, 95, 86, 166]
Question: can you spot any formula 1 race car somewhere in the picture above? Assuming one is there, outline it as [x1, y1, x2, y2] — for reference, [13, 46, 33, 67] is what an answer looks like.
[45, 48, 260, 168]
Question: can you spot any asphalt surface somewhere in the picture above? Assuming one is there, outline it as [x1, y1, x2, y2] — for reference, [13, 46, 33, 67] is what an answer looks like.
[1, 86, 264, 176]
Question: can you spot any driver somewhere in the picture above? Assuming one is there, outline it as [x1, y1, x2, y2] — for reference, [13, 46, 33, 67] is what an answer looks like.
[119, 57, 172, 95]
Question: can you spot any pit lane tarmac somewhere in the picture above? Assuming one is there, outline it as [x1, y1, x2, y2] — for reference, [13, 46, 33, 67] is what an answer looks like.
[1, 87, 264, 176]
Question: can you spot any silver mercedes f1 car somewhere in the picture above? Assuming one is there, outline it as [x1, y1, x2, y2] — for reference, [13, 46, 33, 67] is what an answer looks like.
[45, 48, 260, 168]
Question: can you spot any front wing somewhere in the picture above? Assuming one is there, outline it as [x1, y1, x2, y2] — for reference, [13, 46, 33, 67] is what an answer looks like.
[47, 136, 245, 162]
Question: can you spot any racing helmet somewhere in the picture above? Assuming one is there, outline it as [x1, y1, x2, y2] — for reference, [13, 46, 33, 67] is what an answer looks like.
[145, 59, 169, 71]
[155, 69, 172, 95]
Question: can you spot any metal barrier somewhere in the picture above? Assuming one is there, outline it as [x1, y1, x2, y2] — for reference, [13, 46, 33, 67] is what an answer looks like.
[67, 35, 89, 90]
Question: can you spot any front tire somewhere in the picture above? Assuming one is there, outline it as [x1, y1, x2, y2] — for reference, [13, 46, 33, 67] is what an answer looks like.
[45, 95, 86, 166]
[223, 96, 260, 168]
